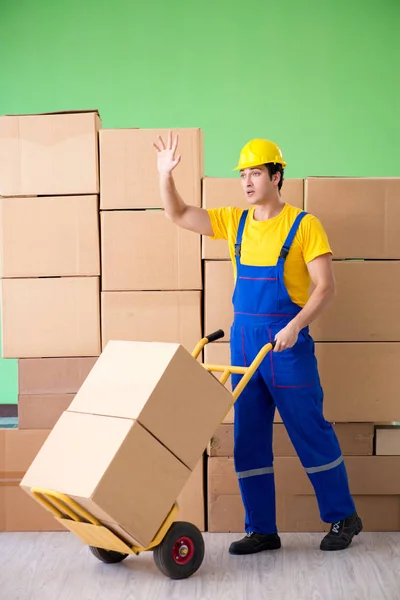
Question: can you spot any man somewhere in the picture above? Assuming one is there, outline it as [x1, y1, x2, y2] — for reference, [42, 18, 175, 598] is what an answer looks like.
[153, 133, 362, 554]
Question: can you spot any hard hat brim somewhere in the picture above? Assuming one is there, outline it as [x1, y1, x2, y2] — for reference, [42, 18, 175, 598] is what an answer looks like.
[233, 159, 287, 171]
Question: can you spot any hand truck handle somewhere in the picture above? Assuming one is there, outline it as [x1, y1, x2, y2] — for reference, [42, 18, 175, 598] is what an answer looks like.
[205, 329, 225, 343]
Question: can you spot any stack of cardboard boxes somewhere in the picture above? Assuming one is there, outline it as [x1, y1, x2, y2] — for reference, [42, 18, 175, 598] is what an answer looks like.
[1, 110, 400, 535]
[0, 110, 102, 531]
[98, 128, 203, 353]
[205, 176, 400, 532]
[0, 113, 206, 532]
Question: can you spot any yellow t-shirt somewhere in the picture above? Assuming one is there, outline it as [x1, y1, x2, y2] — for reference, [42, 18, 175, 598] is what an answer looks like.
[206, 203, 332, 307]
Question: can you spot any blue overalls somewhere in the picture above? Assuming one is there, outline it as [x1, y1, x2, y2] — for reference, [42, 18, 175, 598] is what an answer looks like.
[231, 210, 355, 534]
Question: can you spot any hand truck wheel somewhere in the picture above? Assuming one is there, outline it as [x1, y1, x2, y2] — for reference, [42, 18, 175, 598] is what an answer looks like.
[89, 546, 129, 564]
[153, 521, 205, 579]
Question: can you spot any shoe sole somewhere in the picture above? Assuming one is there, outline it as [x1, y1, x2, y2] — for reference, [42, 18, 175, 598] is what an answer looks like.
[320, 519, 363, 552]
[229, 544, 281, 556]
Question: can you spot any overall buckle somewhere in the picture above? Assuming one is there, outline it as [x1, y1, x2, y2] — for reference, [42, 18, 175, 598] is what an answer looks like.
[280, 246, 289, 260]
[235, 243, 241, 258]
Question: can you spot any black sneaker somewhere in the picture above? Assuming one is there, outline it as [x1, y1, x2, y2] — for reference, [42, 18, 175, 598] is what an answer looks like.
[320, 513, 363, 551]
[229, 532, 281, 555]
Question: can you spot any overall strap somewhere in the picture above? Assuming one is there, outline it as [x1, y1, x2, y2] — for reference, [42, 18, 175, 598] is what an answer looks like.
[279, 211, 308, 261]
[234, 210, 249, 261]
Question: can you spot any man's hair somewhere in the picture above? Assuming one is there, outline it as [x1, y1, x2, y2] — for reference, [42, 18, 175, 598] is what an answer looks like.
[265, 163, 284, 192]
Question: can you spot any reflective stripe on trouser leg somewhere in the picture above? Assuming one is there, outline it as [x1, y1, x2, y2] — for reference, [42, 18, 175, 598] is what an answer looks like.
[237, 466, 274, 479]
[304, 455, 344, 474]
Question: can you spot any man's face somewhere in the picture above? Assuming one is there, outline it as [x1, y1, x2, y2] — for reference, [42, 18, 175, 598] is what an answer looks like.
[239, 165, 279, 204]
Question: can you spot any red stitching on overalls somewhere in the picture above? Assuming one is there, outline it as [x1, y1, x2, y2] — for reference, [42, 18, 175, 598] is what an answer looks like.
[241, 327, 247, 367]
[235, 312, 297, 317]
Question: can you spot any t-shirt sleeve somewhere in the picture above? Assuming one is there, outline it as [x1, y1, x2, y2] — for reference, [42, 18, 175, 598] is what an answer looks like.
[301, 216, 332, 264]
[206, 207, 234, 240]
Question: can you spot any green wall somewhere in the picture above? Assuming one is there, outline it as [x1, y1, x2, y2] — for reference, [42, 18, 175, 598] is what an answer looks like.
[0, 0, 399, 403]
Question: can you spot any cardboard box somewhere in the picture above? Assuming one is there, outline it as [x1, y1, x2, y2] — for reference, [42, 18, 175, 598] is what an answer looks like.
[208, 455, 400, 497]
[68, 340, 233, 471]
[204, 261, 234, 340]
[5, 429, 51, 476]
[305, 178, 400, 259]
[375, 428, 400, 455]
[208, 457, 400, 532]
[209, 423, 374, 457]
[0, 196, 100, 278]
[206, 342, 400, 424]
[0, 489, 4, 531]
[317, 343, 400, 422]
[208, 491, 400, 533]
[0, 429, 6, 473]
[176, 459, 205, 531]
[101, 291, 201, 353]
[206, 261, 400, 343]
[100, 128, 203, 209]
[0, 110, 101, 197]
[275, 456, 400, 495]
[312, 261, 400, 341]
[18, 357, 98, 395]
[1, 277, 101, 358]
[18, 394, 74, 430]
[2, 485, 66, 532]
[202, 178, 304, 259]
[0, 429, 66, 532]
[101, 211, 201, 291]
[21, 411, 190, 547]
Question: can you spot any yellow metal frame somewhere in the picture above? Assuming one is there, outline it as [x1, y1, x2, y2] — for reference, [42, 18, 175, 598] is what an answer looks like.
[31, 488, 179, 555]
[30, 332, 273, 555]
[192, 334, 274, 408]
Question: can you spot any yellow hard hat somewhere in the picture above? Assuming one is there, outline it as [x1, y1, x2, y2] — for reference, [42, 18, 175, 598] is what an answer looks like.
[234, 138, 287, 170]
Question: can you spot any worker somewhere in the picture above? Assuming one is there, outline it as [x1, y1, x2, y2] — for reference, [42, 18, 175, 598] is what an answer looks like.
[153, 132, 363, 555]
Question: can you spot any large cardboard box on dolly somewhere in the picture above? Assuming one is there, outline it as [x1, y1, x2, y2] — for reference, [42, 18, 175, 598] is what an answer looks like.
[68, 340, 233, 470]
[305, 177, 400, 259]
[101, 291, 202, 353]
[1, 430, 204, 533]
[101, 210, 201, 291]
[202, 178, 304, 259]
[1, 277, 101, 358]
[0, 110, 101, 197]
[21, 341, 232, 544]
[100, 128, 203, 209]
[208, 457, 400, 532]
[0, 196, 100, 278]
[20, 411, 190, 546]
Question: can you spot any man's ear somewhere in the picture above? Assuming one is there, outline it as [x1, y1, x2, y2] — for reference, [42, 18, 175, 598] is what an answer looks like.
[272, 171, 281, 187]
